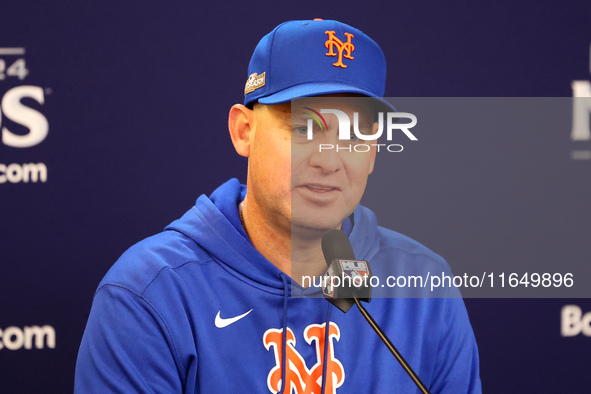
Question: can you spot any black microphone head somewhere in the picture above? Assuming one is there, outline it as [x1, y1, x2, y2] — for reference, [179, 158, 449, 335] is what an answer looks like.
[321, 229, 356, 266]
[321, 229, 373, 310]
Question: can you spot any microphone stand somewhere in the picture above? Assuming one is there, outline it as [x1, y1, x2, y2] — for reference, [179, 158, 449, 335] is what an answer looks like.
[354, 297, 431, 394]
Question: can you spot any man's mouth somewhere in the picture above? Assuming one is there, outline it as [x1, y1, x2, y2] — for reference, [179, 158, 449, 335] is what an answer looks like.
[302, 184, 339, 193]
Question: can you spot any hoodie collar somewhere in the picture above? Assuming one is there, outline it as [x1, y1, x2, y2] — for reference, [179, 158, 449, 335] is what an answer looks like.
[165, 179, 380, 294]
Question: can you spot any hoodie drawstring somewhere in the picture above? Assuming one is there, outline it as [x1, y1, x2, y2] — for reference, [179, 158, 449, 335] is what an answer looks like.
[280, 273, 289, 394]
[320, 302, 332, 394]
[279, 274, 334, 394]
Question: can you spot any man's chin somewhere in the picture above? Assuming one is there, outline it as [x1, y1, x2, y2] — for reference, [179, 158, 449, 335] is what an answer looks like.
[290, 216, 346, 240]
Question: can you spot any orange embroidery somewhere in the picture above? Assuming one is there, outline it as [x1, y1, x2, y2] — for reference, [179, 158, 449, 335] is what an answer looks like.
[324, 31, 355, 68]
[263, 323, 345, 394]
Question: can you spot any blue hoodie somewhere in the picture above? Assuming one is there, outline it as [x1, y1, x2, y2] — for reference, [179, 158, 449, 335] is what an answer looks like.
[75, 179, 481, 393]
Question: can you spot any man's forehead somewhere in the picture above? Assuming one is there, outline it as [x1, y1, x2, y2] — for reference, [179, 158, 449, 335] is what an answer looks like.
[256, 95, 379, 123]
[256, 102, 292, 122]
[291, 96, 377, 118]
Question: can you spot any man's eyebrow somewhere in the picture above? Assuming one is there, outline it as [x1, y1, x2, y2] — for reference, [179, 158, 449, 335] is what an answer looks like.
[276, 107, 292, 122]
[290, 107, 323, 122]
[282, 112, 294, 122]
[290, 113, 309, 123]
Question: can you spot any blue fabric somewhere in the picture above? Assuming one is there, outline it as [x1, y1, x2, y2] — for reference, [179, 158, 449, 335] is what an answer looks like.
[244, 20, 390, 109]
[75, 179, 481, 393]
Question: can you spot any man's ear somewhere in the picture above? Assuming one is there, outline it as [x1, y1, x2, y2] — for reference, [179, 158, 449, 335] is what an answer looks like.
[228, 104, 255, 157]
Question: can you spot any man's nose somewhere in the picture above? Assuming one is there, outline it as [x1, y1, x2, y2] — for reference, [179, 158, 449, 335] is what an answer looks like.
[308, 134, 344, 174]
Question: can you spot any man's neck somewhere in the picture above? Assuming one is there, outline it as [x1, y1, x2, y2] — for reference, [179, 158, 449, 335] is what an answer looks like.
[240, 197, 328, 287]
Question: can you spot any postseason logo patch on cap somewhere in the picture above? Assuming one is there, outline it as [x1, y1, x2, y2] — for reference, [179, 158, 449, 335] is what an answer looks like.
[244, 72, 266, 95]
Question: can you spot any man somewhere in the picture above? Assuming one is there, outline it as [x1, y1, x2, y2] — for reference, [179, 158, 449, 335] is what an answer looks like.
[75, 19, 481, 393]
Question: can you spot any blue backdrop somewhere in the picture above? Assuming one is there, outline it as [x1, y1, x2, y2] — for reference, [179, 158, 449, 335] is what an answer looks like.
[1, 1, 590, 392]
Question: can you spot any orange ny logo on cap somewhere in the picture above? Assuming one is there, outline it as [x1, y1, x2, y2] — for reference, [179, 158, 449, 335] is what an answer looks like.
[324, 31, 355, 68]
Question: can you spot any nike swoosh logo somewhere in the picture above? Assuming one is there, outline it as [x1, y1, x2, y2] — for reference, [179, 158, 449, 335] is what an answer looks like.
[215, 309, 253, 328]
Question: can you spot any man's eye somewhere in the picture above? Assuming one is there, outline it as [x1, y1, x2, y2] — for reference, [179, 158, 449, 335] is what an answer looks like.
[292, 126, 309, 136]
[349, 133, 359, 142]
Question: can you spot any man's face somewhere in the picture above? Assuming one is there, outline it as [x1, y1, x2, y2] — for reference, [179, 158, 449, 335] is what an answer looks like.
[248, 96, 377, 236]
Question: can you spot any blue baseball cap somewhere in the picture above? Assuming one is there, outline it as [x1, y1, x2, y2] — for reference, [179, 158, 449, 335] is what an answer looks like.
[243, 19, 390, 108]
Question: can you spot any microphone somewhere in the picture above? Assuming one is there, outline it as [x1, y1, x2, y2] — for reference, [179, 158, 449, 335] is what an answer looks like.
[321, 229, 372, 312]
[321, 229, 431, 394]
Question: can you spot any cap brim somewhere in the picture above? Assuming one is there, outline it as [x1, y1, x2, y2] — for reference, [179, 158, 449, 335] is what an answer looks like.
[256, 82, 396, 112]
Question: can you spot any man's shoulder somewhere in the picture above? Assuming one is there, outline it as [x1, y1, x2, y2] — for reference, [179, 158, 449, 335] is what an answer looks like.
[97, 228, 213, 296]
[374, 225, 449, 269]
[353, 205, 446, 267]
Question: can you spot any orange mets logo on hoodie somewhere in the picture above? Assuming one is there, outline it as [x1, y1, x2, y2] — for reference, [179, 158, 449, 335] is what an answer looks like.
[263, 322, 345, 393]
